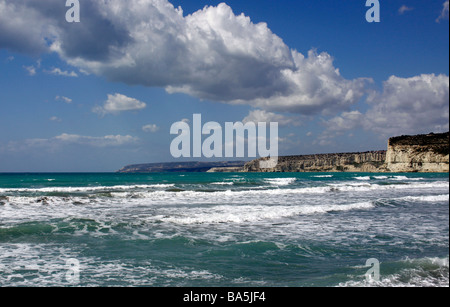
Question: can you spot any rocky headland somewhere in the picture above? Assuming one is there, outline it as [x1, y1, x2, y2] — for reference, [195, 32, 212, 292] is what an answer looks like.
[241, 151, 387, 173]
[211, 132, 449, 173]
[384, 132, 449, 172]
[118, 132, 449, 173]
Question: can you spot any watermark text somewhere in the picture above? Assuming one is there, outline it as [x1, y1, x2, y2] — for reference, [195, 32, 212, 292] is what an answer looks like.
[170, 114, 279, 169]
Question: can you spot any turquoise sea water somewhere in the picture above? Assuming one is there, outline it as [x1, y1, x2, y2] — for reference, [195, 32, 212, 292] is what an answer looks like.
[0, 172, 448, 287]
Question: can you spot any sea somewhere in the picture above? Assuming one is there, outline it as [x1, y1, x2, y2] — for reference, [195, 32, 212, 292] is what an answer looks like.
[0, 172, 448, 287]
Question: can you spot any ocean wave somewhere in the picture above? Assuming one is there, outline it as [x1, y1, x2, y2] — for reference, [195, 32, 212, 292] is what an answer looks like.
[354, 175, 426, 181]
[1, 173, 447, 287]
[390, 176, 424, 181]
[338, 256, 449, 287]
[160, 201, 374, 225]
[0, 184, 175, 194]
[400, 195, 449, 202]
[329, 181, 449, 193]
[0, 217, 141, 240]
[1, 181, 448, 207]
[2, 195, 93, 206]
[0, 242, 224, 287]
[210, 182, 234, 186]
[0, 243, 84, 287]
[355, 176, 371, 181]
[264, 178, 297, 186]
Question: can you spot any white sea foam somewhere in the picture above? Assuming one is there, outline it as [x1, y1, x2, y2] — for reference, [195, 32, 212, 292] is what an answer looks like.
[355, 176, 371, 181]
[400, 194, 449, 202]
[0, 243, 85, 287]
[1, 173, 448, 287]
[391, 176, 424, 181]
[329, 181, 449, 193]
[391, 176, 409, 181]
[338, 257, 449, 287]
[0, 184, 175, 193]
[264, 178, 296, 186]
[0, 242, 224, 286]
[312, 175, 333, 178]
[161, 201, 374, 225]
[2, 181, 448, 209]
[353, 175, 426, 182]
[211, 182, 234, 185]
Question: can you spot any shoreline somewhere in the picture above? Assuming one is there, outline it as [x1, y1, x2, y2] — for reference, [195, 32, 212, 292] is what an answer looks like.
[118, 132, 449, 174]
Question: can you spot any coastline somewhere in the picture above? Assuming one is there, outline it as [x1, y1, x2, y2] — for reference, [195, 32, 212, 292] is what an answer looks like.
[118, 132, 449, 174]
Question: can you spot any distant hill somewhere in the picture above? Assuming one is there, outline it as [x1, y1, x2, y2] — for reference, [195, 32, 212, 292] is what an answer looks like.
[117, 161, 247, 173]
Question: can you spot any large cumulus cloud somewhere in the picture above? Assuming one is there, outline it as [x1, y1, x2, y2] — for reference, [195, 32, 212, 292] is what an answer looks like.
[322, 74, 449, 140]
[0, 0, 368, 115]
[364, 74, 449, 136]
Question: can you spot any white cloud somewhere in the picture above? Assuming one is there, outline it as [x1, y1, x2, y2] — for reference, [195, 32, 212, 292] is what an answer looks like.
[317, 110, 364, 145]
[54, 133, 138, 147]
[23, 65, 36, 76]
[229, 50, 370, 115]
[398, 5, 414, 15]
[437, 0, 449, 22]
[45, 67, 78, 77]
[3, 133, 138, 153]
[324, 111, 364, 133]
[49, 116, 62, 122]
[55, 96, 72, 104]
[0, 0, 368, 116]
[93, 93, 147, 115]
[142, 124, 160, 133]
[364, 74, 449, 136]
[321, 74, 449, 140]
[243, 109, 301, 127]
[22, 59, 41, 76]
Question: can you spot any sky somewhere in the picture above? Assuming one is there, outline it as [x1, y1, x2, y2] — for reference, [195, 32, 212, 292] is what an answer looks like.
[0, 0, 449, 172]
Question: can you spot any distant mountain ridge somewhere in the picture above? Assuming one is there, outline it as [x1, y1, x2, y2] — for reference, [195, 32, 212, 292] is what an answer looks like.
[117, 161, 247, 173]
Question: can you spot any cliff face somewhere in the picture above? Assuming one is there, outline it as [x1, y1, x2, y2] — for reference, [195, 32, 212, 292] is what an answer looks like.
[117, 132, 449, 173]
[243, 151, 387, 173]
[240, 132, 449, 173]
[384, 132, 449, 173]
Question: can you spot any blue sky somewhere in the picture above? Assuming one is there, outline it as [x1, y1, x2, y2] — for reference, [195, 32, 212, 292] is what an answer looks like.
[0, 0, 449, 172]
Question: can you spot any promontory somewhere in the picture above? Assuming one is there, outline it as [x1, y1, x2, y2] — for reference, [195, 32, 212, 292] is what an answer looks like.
[210, 132, 449, 173]
[117, 132, 449, 173]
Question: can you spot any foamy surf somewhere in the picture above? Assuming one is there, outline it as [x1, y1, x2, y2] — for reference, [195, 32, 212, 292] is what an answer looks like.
[338, 257, 449, 287]
[1, 172, 448, 287]
[400, 194, 449, 202]
[161, 202, 375, 225]
[211, 182, 234, 185]
[264, 178, 297, 186]
[0, 183, 175, 193]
